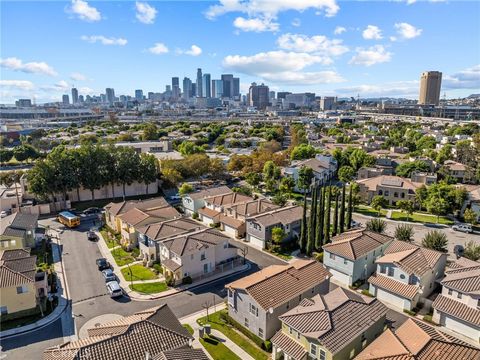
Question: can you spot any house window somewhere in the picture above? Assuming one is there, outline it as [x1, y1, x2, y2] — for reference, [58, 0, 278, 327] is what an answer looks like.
[310, 343, 318, 357]
[448, 289, 453, 296]
[344, 259, 348, 265]
[201, 252, 206, 261]
[350, 348, 356, 359]
[457, 293, 462, 299]
[258, 328, 264, 338]
[380, 265, 386, 274]
[244, 318, 249, 328]
[387, 267, 394, 277]
[289, 326, 293, 335]
[249, 303, 258, 317]
[379, 190, 383, 195]
[385, 191, 389, 196]
[329, 253, 335, 260]
[394, 192, 398, 198]
[401, 193, 405, 198]
[286, 301, 290, 309]
[0, 306, 7, 315]
[16, 285, 28, 294]
[224, 242, 228, 249]
[319, 349, 326, 360]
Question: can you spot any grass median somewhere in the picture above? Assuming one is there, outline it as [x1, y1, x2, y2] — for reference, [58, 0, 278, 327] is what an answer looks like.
[111, 247, 136, 266]
[129, 281, 168, 294]
[121, 264, 157, 281]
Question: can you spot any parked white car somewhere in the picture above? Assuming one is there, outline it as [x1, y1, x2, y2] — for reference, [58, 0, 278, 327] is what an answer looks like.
[106, 281, 123, 298]
[452, 223, 473, 234]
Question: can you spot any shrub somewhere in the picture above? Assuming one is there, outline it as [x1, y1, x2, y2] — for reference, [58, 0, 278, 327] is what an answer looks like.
[403, 309, 416, 316]
[182, 276, 192, 285]
[165, 274, 175, 287]
[262, 340, 272, 352]
[422, 230, 448, 252]
[366, 218, 387, 234]
[464, 240, 480, 261]
[423, 314, 437, 324]
[361, 289, 374, 297]
[313, 252, 324, 263]
[394, 224, 414, 242]
[192, 212, 199, 220]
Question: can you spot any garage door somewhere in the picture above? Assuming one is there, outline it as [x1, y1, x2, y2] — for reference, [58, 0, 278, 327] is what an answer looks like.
[329, 268, 351, 286]
[224, 225, 237, 237]
[377, 289, 407, 310]
[443, 315, 479, 339]
[247, 234, 265, 249]
[202, 216, 213, 226]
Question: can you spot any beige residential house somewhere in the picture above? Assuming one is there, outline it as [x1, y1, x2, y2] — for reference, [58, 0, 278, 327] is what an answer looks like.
[0, 248, 48, 319]
[0, 213, 39, 250]
[432, 257, 480, 342]
[44, 304, 209, 360]
[356, 175, 421, 206]
[227, 259, 331, 340]
[368, 241, 447, 311]
[443, 160, 468, 183]
[182, 186, 233, 216]
[197, 192, 252, 227]
[356, 318, 480, 360]
[271, 287, 388, 360]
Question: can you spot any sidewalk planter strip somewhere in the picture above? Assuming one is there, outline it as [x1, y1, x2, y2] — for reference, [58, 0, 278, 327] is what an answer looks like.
[121, 264, 157, 281]
[128, 281, 168, 294]
[200, 336, 241, 360]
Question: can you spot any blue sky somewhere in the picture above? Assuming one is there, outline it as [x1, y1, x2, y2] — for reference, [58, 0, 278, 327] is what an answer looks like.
[1, 0, 479, 104]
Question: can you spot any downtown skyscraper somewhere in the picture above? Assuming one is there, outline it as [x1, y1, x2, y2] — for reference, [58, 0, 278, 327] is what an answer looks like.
[196, 68, 203, 97]
[202, 73, 211, 98]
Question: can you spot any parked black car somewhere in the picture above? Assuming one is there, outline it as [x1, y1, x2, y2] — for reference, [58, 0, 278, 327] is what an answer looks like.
[87, 230, 98, 241]
[83, 207, 102, 215]
[96, 258, 111, 270]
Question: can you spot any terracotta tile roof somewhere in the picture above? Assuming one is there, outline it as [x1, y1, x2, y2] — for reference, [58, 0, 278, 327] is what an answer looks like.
[441, 268, 480, 295]
[446, 258, 480, 273]
[161, 228, 230, 257]
[44, 305, 192, 360]
[227, 259, 331, 310]
[219, 214, 244, 229]
[106, 197, 169, 217]
[138, 218, 203, 242]
[247, 205, 303, 227]
[118, 205, 180, 226]
[225, 198, 279, 217]
[323, 228, 394, 260]
[271, 330, 307, 360]
[377, 241, 445, 277]
[356, 318, 480, 360]
[368, 274, 418, 300]
[356, 175, 422, 193]
[278, 287, 387, 355]
[162, 258, 182, 272]
[197, 207, 221, 219]
[444, 160, 467, 171]
[293, 158, 329, 174]
[187, 186, 232, 200]
[153, 348, 209, 360]
[432, 294, 480, 327]
[0, 248, 37, 287]
[204, 192, 252, 207]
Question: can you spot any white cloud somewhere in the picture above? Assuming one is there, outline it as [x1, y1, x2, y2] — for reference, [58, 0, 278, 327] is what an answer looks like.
[336, 80, 419, 98]
[181, 45, 203, 56]
[0, 57, 57, 76]
[443, 65, 480, 90]
[39, 80, 71, 92]
[70, 72, 87, 81]
[276, 33, 348, 58]
[68, 0, 101, 22]
[81, 35, 128, 46]
[349, 45, 392, 66]
[334, 26, 346, 35]
[362, 25, 383, 40]
[79, 86, 96, 95]
[135, 1, 157, 24]
[233, 16, 279, 32]
[148, 43, 169, 55]
[222, 50, 344, 85]
[394, 22, 422, 39]
[291, 18, 301, 27]
[0, 80, 35, 90]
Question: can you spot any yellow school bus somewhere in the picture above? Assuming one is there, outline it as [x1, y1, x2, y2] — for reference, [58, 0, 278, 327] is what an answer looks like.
[58, 211, 81, 228]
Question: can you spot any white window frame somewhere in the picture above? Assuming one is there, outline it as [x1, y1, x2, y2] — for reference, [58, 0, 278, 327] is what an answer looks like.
[319, 349, 326, 360]
[310, 343, 317, 357]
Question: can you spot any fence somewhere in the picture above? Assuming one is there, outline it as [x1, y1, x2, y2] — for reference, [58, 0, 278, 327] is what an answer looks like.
[190, 257, 244, 283]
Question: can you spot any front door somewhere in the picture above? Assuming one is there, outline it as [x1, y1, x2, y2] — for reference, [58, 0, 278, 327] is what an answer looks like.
[204, 263, 209, 273]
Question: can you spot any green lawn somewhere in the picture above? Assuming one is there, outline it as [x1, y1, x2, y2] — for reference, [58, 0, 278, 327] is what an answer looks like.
[110, 247, 136, 266]
[354, 205, 387, 217]
[390, 211, 453, 225]
[100, 230, 118, 249]
[129, 281, 168, 294]
[121, 264, 157, 281]
[197, 310, 269, 360]
[200, 336, 242, 360]
[183, 324, 194, 335]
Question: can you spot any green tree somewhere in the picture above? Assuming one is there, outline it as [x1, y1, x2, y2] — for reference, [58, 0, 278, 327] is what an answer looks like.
[366, 218, 387, 234]
[297, 166, 314, 192]
[346, 185, 353, 229]
[422, 230, 448, 252]
[272, 192, 287, 206]
[271, 227, 286, 245]
[371, 195, 387, 216]
[332, 190, 339, 237]
[395, 160, 430, 178]
[426, 196, 449, 223]
[76, 145, 105, 201]
[178, 183, 194, 195]
[13, 144, 39, 162]
[139, 153, 158, 193]
[463, 208, 478, 225]
[315, 186, 324, 250]
[142, 122, 158, 140]
[339, 185, 346, 234]
[115, 146, 140, 200]
[245, 172, 262, 190]
[0, 171, 22, 208]
[463, 240, 480, 261]
[349, 149, 375, 171]
[394, 224, 414, 242]
[47, 146, 79, 202]
[290, 143, 317, 161]
[162, 168, 182, 186]
[415, 185, 428, 211]
[0, 148, 13, 163]
[279, 176, 295, 197]
[299, 193, 308, 253]
[307, 185, 317, 256]
[397, 200, 415, 222]
[263, 161, 280, 193]
[178, 141, 205, 156]
[27, 160, 56, 202]
[338, 166, 355, 183]
[324, 187, 331, 243]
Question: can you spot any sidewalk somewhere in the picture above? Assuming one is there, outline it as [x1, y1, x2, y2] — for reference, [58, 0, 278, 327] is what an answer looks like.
[96, 230, 251, 301]
[180, 304, 254, 360]
[0, 238, 70, 339]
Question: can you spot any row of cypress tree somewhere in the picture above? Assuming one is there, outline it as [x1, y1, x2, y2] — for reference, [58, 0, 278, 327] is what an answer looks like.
[299, 182, 354, 256]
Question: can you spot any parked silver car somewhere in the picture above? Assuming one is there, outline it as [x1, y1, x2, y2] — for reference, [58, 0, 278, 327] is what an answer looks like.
[452, 224, 473, 233]
[106, 281, 123, 298]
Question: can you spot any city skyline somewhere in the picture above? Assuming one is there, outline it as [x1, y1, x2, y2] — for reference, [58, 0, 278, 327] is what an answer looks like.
[1, 0, 479, 104]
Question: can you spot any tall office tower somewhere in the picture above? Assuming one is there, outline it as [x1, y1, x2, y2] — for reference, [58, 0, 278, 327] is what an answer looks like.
[277, 92, 291, 100]
[269, 91, 276, 100]
[202, 73, 211, 98]
[106, 88, 115, 105]
[148, 92, 154, 100]
[233, 77, 240, 98]
[319, 96, 337, 110]
[196, 68, 203, 97]
[135, 89, 144, 101]
[183, 77, 192, 100]
[248, 82, 270, 109]
[221, 74, 234, 98]
[172, 77, 180, 99]
[211, 80, 223, 99]
[419, 71, 442, 105]
[78, 95, 84, 103]
[191, 83, 196, 98]
[71, 87, 79, 104]
[62, 94, 69, 105]
[100, 94, 107, 103]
